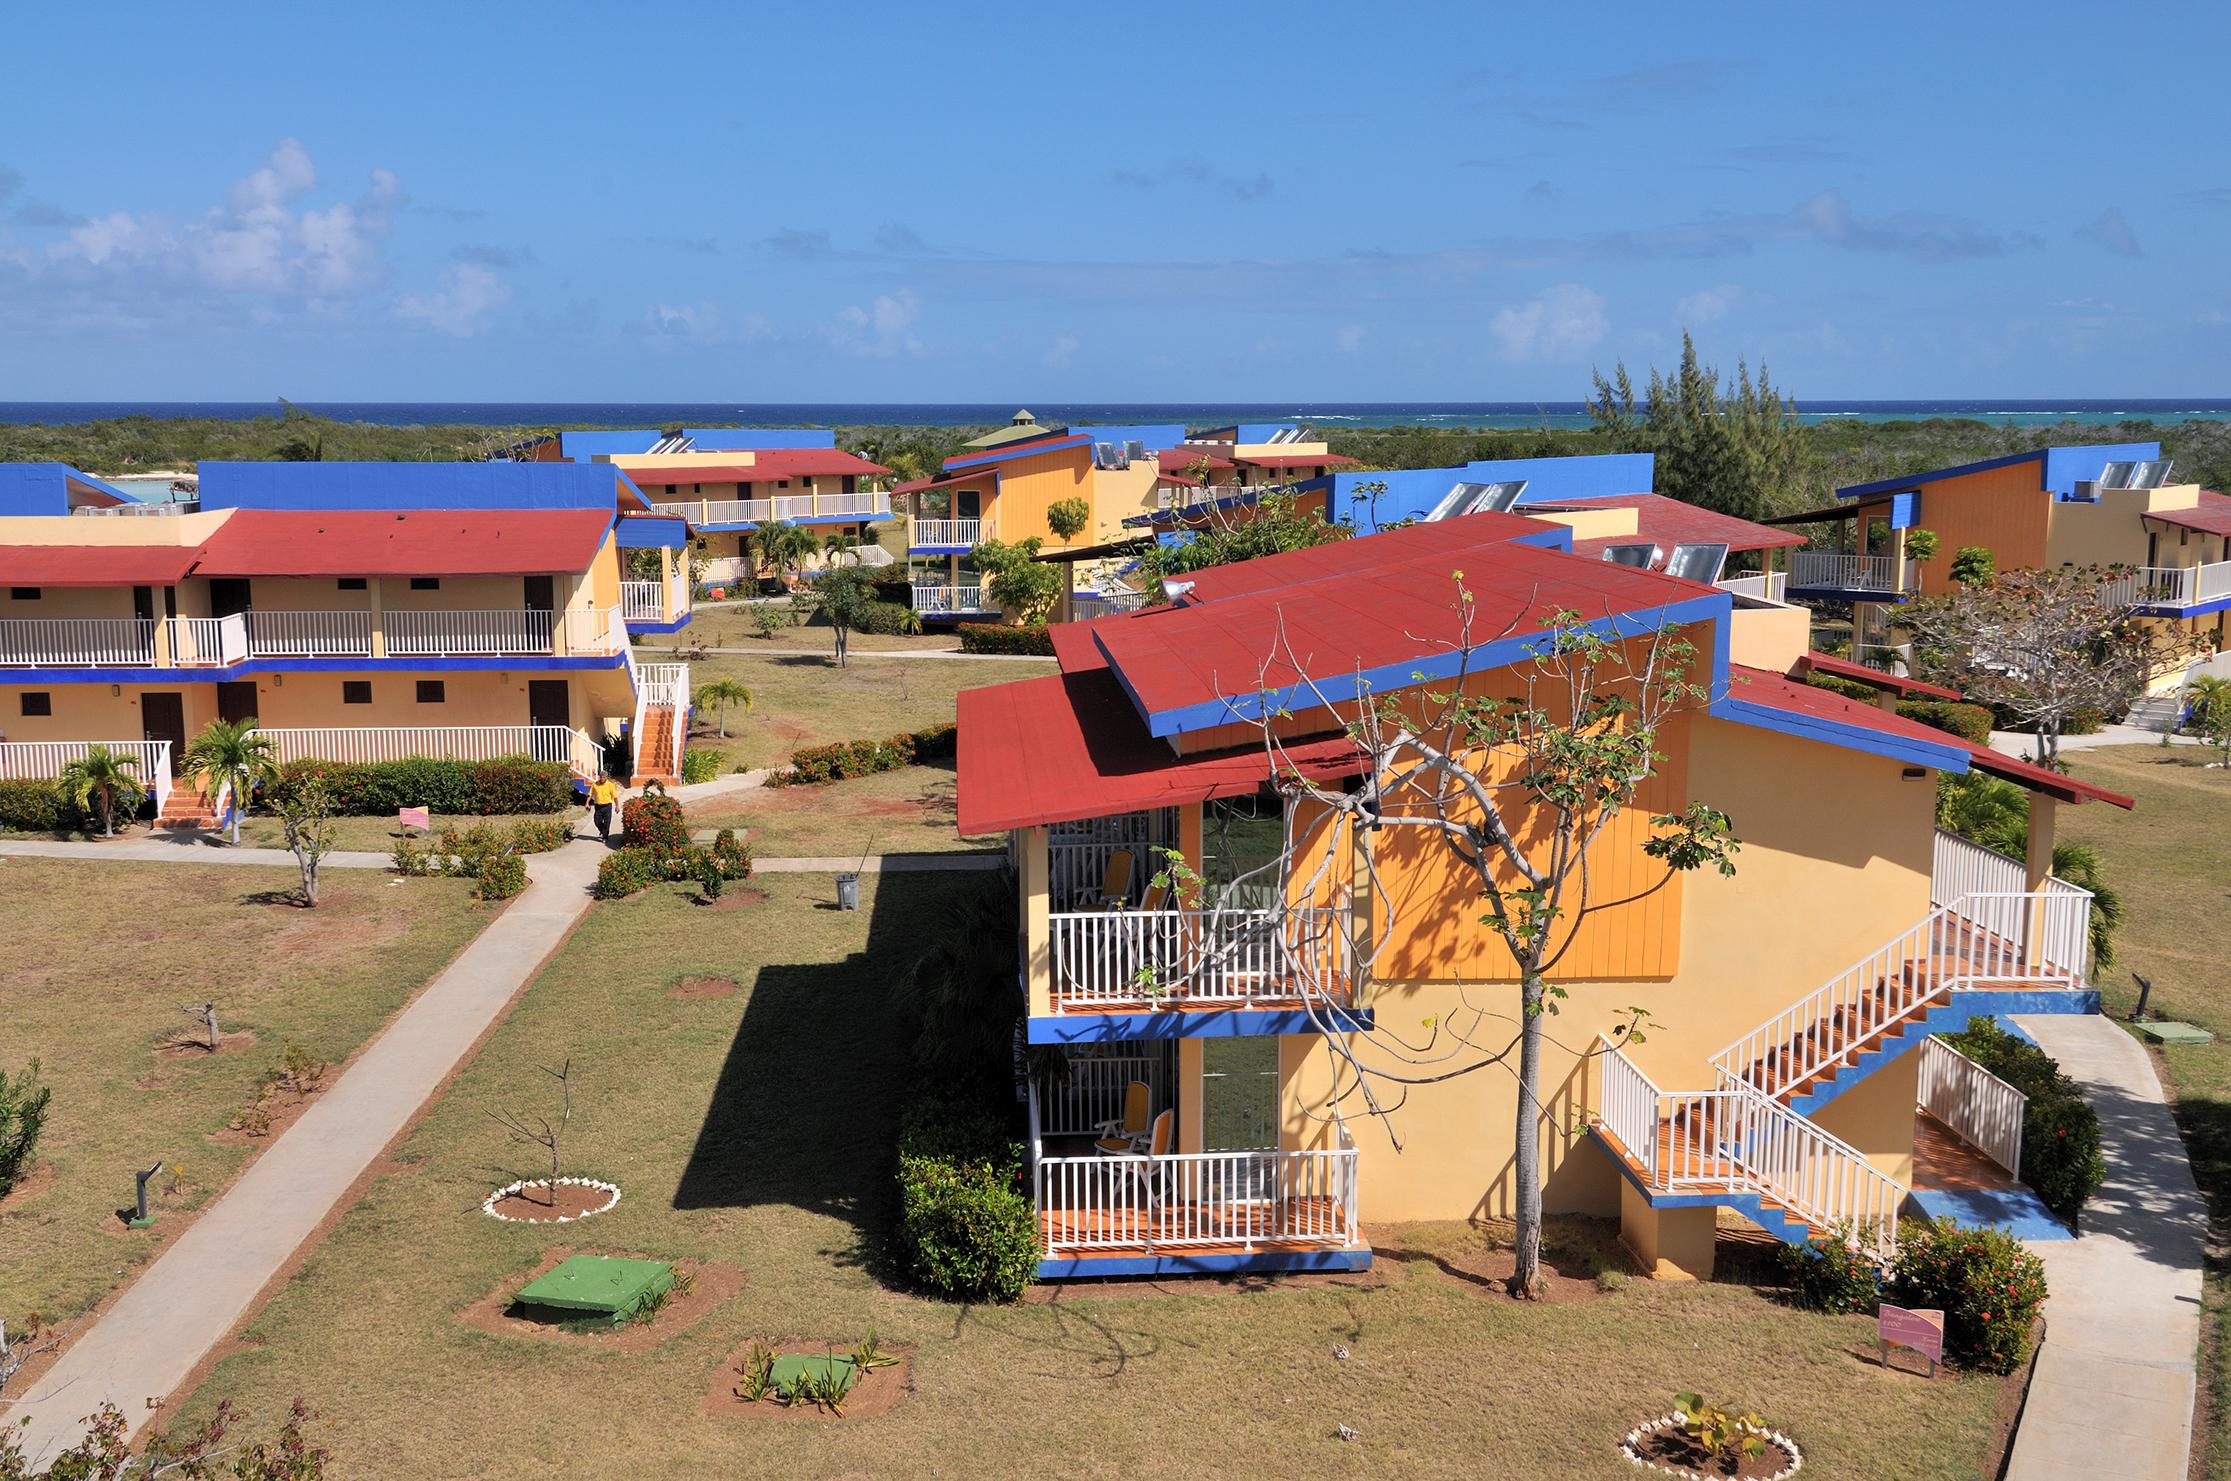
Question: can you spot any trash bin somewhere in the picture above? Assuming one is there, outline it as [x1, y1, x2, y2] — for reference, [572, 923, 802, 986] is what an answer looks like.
[835, 871, 861, 911]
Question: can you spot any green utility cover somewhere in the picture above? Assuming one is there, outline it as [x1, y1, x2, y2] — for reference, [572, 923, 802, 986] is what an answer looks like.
[2136, 1021, 2215, 1045]
[770, 1353, 857, 1388]
[514, 1255, 674, 1316]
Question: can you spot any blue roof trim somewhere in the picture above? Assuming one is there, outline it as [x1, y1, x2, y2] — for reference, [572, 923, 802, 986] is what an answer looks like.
[1122, 591, 1731, 739]
[624, 613, 694, 635]
[0, 654, 628, 685]
[1782, 583, 1913, 604]
[2138, 593, 2231, 620]
[198, 461, 634, 512]
[943, 434, 1092, 471]
[1710, 693, 1967, 771]
[614, 517, 688, 549]
[1835, 442, 2161, 501]
[1037, 1248, 1371, 1279]
[1026, 1007, 1372, 1044]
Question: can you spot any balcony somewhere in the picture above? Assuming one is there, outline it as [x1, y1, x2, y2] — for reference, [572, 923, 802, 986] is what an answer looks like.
[1047, 906, 1354, 1013]
[909, 517, 985, 549]
[660, 492, 891, 527]
[0, 608, 626, 670]
[1787, 551, 1916, 598]
[911, 581, 995, 615]
[0, 617, 159, 667]
[1715, 571, 1788, 602]
[2100, 560, 2231, 613]
[1034, 1135, 1361, 1262]
[259, 725, 604, 776]
[0, 738, 174, 816]
[621, 575, 692, 626]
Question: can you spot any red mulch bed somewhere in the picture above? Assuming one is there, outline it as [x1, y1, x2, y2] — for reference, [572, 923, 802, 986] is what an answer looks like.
[486, 1180, 616, 1223]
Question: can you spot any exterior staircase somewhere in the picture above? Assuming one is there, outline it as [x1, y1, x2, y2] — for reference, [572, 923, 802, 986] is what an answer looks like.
[631, 705, 681, 787]
[1590, 858, 2096, 1266]
[156, 784, 217, 831]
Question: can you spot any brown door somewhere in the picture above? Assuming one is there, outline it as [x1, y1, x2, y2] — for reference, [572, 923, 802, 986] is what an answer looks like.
[217, 681, 259, 726]
[209, 579, 251, 618]
[141, 692, 187, 751]
[527, 680, 570, 730]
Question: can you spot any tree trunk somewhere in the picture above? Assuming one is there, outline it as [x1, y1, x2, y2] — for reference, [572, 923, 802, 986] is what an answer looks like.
[1510, 973, 1547, 1299]
[298, 852, 320, 907]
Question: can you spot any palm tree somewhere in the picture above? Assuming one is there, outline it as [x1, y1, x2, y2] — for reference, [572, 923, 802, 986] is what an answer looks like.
[56, 744, 147, 838]
[748, 522, 817, 585]
[694, 678, 753, 738]
[2187, 674, 2231, 763]
[181, 718, 278, 845]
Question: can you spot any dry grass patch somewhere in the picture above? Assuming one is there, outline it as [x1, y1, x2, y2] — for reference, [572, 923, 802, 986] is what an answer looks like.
[691, 762, 1000, 857]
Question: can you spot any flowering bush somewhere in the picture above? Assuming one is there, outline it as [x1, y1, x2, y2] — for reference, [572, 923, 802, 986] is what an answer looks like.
[1890, 1217, 2048, 1373]
[476, 852, 528, 901]
[1778, 1219, 1883, 1312]
[509, 817, 573, 854]
[773, 723, 959, 786]
[594, 847, 658, 899]
[710, 827, 754, 880]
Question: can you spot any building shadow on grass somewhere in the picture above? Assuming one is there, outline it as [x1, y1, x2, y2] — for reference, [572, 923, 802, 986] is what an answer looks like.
[672, 870, 960, 1276]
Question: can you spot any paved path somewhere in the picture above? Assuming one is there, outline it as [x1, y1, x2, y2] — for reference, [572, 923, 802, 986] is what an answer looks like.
[2005, 1013, 2206, 1481]
[2, 840, 606, 1465]
[1985, 725, 2205, 759]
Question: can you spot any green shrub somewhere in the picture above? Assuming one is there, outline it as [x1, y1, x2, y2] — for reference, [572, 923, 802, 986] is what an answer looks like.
[269, 757, 571, 816]
[476, 852, 528, 901]
[1778, 1219, 1884, 1312]
[0, 779, 88, 834]
[594, 848, 658, 899]
[773, 723, 957, 786]
[0, 1059, 51, 1196]
[895, 1098, 1038, 1303]
[710, 828, 754, 880]
[620, 782, 690, 855]
[390, 838, 432, 876]
[957, 622, 1054, 656]
[1801, 671, 1881, 703]
[509, 817, 573, 854]
[1940, 1017, 2106, 1222]
[680, 747, 723, 785]
[1895, 700, 1994, 743]
[810, 597, 920, 636]
[1890, 1217, 2047, 1373]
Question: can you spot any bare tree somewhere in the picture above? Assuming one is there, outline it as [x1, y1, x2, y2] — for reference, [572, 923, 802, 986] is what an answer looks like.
[1176, 580, 1737, 1297]
[0, 1313, 63, 1403]
[489, 1059, 573, 1205]
[178, 1001, 219, 1053]
[273, 778, 338, 907]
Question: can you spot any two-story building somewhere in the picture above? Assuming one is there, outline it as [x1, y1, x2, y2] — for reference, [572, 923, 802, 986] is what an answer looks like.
[956, 506, 2127, 1282]
[0, 461, 690, 824]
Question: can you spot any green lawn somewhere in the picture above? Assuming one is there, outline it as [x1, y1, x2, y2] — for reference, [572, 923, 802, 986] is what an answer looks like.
[168, 872, 2016, 1480]
[2059, 745, 2231, 1479]
[665, 648, 1056, 772]
[0, 861, 487, 1322]
[688, 762, 998, 858]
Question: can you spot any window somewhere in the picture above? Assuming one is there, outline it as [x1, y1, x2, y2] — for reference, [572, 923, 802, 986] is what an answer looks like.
[338, 577, 368, 591]
[415, 680, 446, 704]
[8, 588, 38, 601]
[777, 479, 791, 488]
[342, 681, 372, 705]
[20, 692, 51, 717]
[409, 577, 440, 591]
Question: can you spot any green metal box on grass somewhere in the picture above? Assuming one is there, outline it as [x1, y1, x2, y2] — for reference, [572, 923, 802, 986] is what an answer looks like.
[514, 1255, 674, 1318]
[2135, 1021, 2215, 1046]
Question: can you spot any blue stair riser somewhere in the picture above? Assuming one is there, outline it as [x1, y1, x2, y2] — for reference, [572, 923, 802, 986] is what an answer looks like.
[1783, 989, 2097, 1118]
[1591, 1131, 1814, 1249]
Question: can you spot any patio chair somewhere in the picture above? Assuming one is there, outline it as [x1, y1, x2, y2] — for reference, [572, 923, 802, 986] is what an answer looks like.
[1095, 849, 1136, 908]
[1111, 1109, 1176, 1209]
[1091, 1081, 1153, 1154]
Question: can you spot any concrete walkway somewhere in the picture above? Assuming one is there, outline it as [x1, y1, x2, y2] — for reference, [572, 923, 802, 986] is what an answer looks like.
[2, 840, 606, 1465]
[1985, 725, 2205, 760]
[2004, 1013, 2206, 1481]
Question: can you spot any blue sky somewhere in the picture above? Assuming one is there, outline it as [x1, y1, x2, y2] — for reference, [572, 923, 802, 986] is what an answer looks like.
[2, 0, 2225, 402]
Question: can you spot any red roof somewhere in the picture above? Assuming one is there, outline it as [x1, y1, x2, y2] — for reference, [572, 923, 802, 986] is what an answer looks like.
[1544, 494, 1803, 557]
[1236, 453, 1357, 470]
[2142, 489, 2231, 539]
[0, 544, 203, 586]
[1176, 509, 1558, 603]
[1157, 449, 1235, 475]
[1728, 665, 2133, 808]
[1797, 651, 1962, 701]
[193, 508, 613, 578]
[957, 670, 1369, 834]
[614, 449, 889, 484]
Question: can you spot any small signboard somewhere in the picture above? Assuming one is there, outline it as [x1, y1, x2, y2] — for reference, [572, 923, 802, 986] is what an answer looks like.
[1878, 1303, 1945, 1376]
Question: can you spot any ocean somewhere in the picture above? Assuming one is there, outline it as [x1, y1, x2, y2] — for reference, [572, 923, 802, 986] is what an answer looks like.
[1, 399, 2228, 431]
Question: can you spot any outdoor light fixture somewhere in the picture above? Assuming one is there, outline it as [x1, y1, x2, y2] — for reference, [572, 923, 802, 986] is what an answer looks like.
[110, 683, 120, 697]
[1162, 578, 1195, 604]
[1902, 767, 1926, 779]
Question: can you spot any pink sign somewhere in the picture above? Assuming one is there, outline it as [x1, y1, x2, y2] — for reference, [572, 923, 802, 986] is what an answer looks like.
[398, 806, 431, 832]
[1878, 1303, 1945, 1372]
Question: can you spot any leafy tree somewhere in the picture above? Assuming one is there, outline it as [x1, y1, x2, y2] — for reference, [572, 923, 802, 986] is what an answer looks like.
[816, 565, 881, 667]
[1903, 527, 1941, 563]
[747, 522, 817, 582]
[1949, 545, 1996, 589]
[1132, 491, 1351, 596]
[181, 719, 277, 846]
[0, 1060, 50, 1198]
[694, 678, 753, 738]
[1588, 333, 1805, 519]
[56, 744, 145, 838]
[2186, 675, 2231, 764]
[1045, 496, 1090, 545]
[1904, 564, 2192, 766]
[970, 537, 1062, 624]
[274, 777, 338, 907]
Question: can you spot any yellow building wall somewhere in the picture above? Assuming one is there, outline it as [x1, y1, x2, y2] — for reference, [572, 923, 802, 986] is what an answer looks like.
[0, 511, 228, 548]
[1, 586, 143, 620]
[981, 448, 1092, 549]
[0, 683, 219, 744]
[1726, 601, 1811, 673]
[1907, 464, 2051, 592]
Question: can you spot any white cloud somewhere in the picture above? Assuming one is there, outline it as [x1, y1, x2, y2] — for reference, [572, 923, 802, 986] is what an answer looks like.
[1335, 324, 1367, 353]
[1674, 284, 1743, 327]
[828, 289, 922, 358]
[639, 301, 772, 344]
[2076, 207, 2142, 258]
[1489, 283, 1608, 362]
[396, 262, 509, 336]
[1042, 333, 1080, 368]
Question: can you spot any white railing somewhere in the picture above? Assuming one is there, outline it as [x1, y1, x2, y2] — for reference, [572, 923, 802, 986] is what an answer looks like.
[1157, 484, 1251, 511]
[386, 609, 553, 657]
[1789, 551, 1915, 594]
[167, 613, 248, 667]
[257, 725, 595, 770]
[1595, 1041, 1664, 1184]
[566, 605, 624, 654]
[1917, 1036, 2026, 1179]
[1048, 907, 1351, 1010]
[1048, 810, 1181, 907]
[692, 498, 773, 525]
[244, 610, 373, 658]
[1711, 889, 2093, 1102]
[638, 661, 689, 777]
[1072, 589, 1150, 619]
[912, 581, 992, 614]
[910, 518, 985, 548]
[1716, 571, 1788, 602]
[2100, 560, 2231, 611]
[1931, 828, 2026, 905]
[0, 617, 155, 666]
[0, 738, 171, 818]
[1037, 1137, 1359, 1252]
[773, 491, 888, 520]
[620, 581, 665, 622]
[668, 570, 690, 620]
[1036, 1052, 1173, 1138]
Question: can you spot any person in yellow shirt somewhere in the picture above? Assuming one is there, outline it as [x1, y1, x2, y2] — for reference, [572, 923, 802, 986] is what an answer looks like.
[585, 770, 620, 845]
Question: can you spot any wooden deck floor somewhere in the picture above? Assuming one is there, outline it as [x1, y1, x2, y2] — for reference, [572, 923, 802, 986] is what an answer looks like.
[1040, 1197, 1352, 1256]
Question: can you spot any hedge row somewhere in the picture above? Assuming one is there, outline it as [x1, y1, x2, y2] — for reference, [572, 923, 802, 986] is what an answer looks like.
[1894, 699, 1995, 743]
[1942, 1016, 2107, 1223]
[0, 779, 100, 834]
[270, 757, 575, 816]
[894, 1098, 1037, 1303]
[1782, 1216, 2048, 1374]
[958, 623, 1054, 656]
[1801, 671, 1881, 703]
[771, 723, 958, 786]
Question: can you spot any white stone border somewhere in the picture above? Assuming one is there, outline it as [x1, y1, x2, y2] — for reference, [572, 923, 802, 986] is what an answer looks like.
[1618, 1415, 1803, 1479]
[481, 1176, 621, 1224]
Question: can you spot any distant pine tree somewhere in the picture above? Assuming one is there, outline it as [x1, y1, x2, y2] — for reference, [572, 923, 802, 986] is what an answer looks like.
[1588, 332, 1806, 520]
